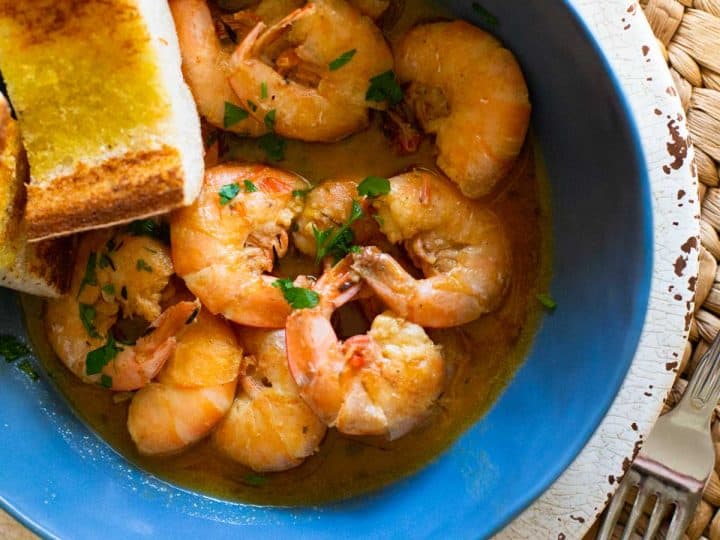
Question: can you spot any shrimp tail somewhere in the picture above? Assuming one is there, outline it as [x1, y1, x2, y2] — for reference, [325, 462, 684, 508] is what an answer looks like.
[351, 246, 483, 327]
[106, 300, 200, 391]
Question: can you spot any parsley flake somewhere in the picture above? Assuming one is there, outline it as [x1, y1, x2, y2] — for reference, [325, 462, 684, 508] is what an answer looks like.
[273, 279, 319, 310]
[357, 176, 390, 198]
[243, 473, 267, 487]
[366, 70, 403, 106]
[247, 99, 258, 112]
[98, 252, 115, 271]
[100, 374, 113, 388]
[471, 2, 499, 27]
[292, 188, 311, 198]
[537, 293, 557, 311]
[127, 219, 170, 244]
[18, 360, 39, 381]
[86, 334, 123, 375]
[0, 335, 32, 363]
[329, 49, 356, 71]
[102, 284, 115, 296]
[219, 182, 241, 205]
[79, 252, 98, 293]
[243, 179, 259, 193]
[313, 200, 364, 263]
[260, 81, 268, 100]
[258, 132, 286, 161]
[264, 109, 277, 130]
[136, 259, 153, 273]
[223, 101, 249, 128]
[79, 304, 101, 339]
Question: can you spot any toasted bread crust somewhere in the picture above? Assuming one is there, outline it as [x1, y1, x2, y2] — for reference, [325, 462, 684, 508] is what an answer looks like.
[26, 147, 185, 241]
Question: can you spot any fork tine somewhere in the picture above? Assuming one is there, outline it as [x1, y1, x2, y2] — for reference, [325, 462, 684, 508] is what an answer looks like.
[598, 477, 633, 540]
[642, 494, 668, 540]
[620, 486, 649, 540]
[665, 503, 693, 540]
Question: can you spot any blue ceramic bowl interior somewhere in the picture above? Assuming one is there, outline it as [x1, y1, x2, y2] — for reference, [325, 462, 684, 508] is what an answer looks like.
[0, 1, 652, 539]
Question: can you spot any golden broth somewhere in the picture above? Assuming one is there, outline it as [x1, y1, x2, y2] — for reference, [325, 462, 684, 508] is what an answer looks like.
[21, 0, 552, 506]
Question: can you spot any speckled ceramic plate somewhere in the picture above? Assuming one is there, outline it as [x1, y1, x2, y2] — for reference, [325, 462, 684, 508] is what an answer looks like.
[0, 1, 698, 539]
[499, 1, 698, 538]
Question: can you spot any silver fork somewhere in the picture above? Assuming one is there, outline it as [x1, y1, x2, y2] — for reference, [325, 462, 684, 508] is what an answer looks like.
[597, 332, 720, 540]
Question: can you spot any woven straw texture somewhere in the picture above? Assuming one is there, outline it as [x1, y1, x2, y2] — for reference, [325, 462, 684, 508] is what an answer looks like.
[586, 1, 720, 538]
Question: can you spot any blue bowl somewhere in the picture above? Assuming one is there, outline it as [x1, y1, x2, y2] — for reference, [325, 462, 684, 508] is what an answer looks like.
[0, 2, 654, 538]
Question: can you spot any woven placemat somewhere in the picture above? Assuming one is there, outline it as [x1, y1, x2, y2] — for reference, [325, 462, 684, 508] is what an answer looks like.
[584, 1, 720, 539]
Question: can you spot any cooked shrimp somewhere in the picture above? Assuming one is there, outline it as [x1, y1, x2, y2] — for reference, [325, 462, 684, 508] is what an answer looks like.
[285, 258, 444, 440]
[351, 170, 511, 327]
[45, 229, 198, 391]
[228, 0, 394, 142]
[171, 163, 309, 327]
[347, 0, 389, 19]
[395, 21, 531, 198]
[292, 179, 383, 259]
[128, 310, 242, 455]
[213, 327, 326, 472]
[169, 0, 266, 135]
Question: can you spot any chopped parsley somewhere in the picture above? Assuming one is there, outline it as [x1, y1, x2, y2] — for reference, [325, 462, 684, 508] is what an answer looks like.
[260, 81, 268, 100]
[127, 219, 170, 244]
[242, 473, 267, 487]
[18, 360, 39, 381]
[247, 99, 258, 112]
[102, 284, 115, 296]
[79, 304, 101, 338]
[258, 132, 286, 161]
[357, 176, 390, 198]
[329, 49, 356, 71]
[98, 252, 115, 271]
[292, 188, 311, 198]
[243, 179, 259, 193]
[0, 335, 32, 362]
[223, 101, 249, 128]
[219, 182, 241, 205]
[264, 109, 277, 130]
[471, 2, 499, 27]
[313, 199, 364, 263]
[136, 259, 153, 273]
[86, 334, 123, 375]
[100, 374, 113, 389]
[536, 293, 557, 311]
[366, 70, 403, 106]
[273, 278, 319, 310]
[79, 252, 98, 293]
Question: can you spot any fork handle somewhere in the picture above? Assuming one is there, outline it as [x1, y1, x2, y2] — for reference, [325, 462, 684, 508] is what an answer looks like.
[677, 331, 720, 423]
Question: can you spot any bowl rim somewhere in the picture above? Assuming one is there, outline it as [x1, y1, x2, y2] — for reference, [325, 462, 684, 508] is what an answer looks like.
[498, 1, 699, 537]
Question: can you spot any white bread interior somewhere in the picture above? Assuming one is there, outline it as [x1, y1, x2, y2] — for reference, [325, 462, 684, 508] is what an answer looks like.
[0, 0, 204, 241]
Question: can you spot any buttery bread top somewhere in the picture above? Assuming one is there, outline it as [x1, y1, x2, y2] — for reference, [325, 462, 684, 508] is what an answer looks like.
[0, 0, 204, 241]
[0, 94, 72, 297]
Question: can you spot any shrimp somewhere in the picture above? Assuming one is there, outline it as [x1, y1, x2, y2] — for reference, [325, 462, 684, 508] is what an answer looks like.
[292, 179, 384, 259]
[127, 310, 242, 455]
[45, 228, 198, 391]
[170, 163, 310, 327]
[285, 257, 444, 440]
[213, 327, 326, 472]
[350, 170, 511, 328]
[228, 0, 394, 142]
[394, 21, 531, 198]
[169, 0, 266, 135]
